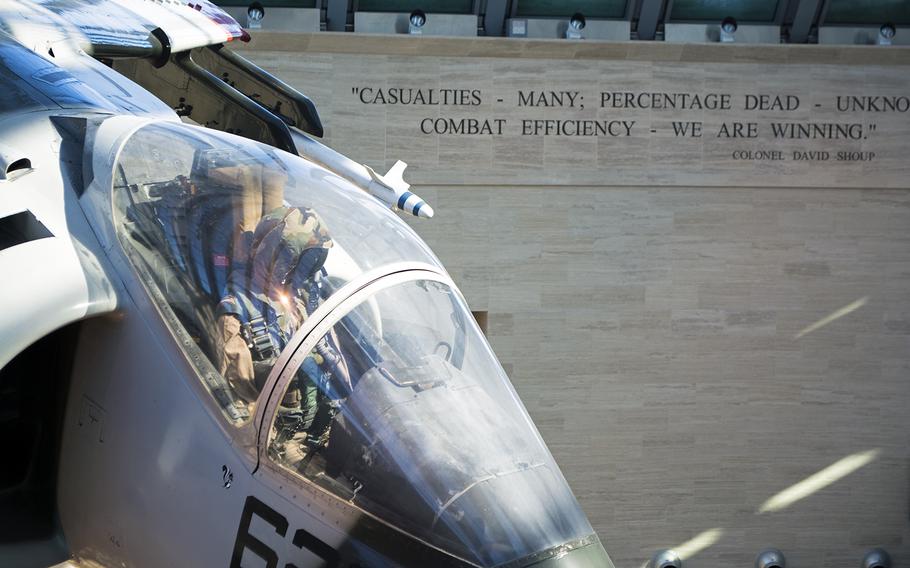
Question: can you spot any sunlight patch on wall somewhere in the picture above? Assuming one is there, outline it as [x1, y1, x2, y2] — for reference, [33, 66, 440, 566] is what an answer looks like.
[758, 448, 881, 513]
[795, 296, 868, 339]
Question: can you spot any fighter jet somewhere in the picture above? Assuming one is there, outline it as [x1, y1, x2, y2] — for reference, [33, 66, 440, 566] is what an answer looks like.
[0, 2, 613, 567]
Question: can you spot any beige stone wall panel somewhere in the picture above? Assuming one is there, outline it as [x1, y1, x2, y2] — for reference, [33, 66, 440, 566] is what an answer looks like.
[235, 34, 910, 567]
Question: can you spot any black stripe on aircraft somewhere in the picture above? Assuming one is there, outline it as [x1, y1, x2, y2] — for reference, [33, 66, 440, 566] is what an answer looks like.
[0, 210, 53, 252]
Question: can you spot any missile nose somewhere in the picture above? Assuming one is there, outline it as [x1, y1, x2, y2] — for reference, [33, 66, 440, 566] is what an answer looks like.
[416, 203, 434, 219]
[400, 191, 433, 219]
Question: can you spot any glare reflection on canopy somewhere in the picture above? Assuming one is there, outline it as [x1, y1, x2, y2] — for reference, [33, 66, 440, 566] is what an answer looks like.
[758, 449, 881, 514]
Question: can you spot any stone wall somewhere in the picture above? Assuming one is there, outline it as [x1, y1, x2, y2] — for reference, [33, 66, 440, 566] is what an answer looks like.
[237, 34, 910, 567]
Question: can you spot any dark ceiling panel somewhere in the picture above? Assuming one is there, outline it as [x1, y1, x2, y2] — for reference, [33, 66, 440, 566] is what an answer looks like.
[515, 0, 628, 18]
[823, 0, 910, 25]
[669, 0, 780, 22]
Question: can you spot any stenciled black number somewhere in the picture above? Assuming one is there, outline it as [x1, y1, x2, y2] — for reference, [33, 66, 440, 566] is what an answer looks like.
[231, 495, 346, 568]
[286, 527, 341, 568]
[230, 496, 288, 568]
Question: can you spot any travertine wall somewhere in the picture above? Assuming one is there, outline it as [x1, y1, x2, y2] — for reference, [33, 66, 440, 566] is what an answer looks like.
[237, 34, 910, 567]
[411, 185, 910, 568]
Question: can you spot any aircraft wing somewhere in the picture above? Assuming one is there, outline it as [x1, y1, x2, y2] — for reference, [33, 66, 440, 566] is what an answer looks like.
[3, 0, 247, 61]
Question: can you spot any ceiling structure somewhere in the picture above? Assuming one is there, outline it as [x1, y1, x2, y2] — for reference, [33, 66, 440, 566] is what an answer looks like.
[213, 0, 909, 43]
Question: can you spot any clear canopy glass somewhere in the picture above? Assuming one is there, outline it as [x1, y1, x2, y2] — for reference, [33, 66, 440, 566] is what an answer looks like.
[111, 121, 597, 565]
[111, 122, 440, 422]
[269, 278, 595, 567]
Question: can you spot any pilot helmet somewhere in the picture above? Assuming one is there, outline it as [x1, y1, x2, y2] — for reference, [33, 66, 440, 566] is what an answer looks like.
[249, 206, 332, 293]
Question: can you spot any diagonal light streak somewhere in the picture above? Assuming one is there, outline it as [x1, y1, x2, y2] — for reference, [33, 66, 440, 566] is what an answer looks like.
[640, 528, 725, 568]
[758, 449, 881, 513]
[795, 297, 868, 339]
[673, 528, 725, 559]
[638, 449, 879, 566]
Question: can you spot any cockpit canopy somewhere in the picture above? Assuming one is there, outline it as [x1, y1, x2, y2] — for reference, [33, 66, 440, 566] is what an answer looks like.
[268, 276, 598, 566]
[110, 121, 598, 567]
[112, 121, 441, 420]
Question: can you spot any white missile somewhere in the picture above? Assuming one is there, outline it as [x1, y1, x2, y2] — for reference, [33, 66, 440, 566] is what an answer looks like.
[364, 160, 433, 219]
[289, 128, 434, 219]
